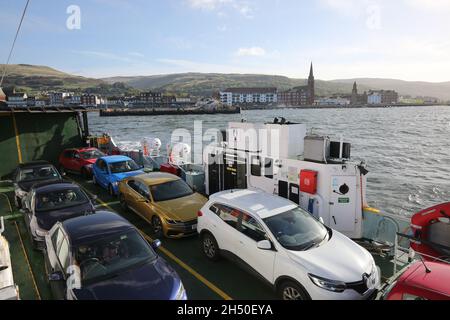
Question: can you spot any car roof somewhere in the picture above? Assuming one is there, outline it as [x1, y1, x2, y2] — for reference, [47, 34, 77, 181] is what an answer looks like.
[34, 181, 78, 193]
[62, 211, 135, 246]
[136, 172, 180, 186]
[100, 155, 132, 163]
[210, 189, 297, 219]
[18, 161, 52, 169]
[402, 261, 450, 297]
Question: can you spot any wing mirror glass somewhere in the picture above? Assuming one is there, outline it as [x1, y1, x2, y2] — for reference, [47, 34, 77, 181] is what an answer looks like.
[49, 271, 64, 282]
[257, 240, 272, 251]
[152, 239, 162, 250]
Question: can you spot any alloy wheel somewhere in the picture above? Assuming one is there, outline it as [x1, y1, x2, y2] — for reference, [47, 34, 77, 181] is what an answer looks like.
[283, 287, 303, 300]
[152, 216, 163, 235]
[203, 237, 216, 258]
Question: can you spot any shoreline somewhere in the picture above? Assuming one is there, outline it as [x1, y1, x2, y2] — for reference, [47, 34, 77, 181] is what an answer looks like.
[241, 104, 450, 111]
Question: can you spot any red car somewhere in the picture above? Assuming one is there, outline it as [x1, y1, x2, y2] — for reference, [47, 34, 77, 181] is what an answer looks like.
[379, 261, 450, 300]
[59, 148, 104, 178]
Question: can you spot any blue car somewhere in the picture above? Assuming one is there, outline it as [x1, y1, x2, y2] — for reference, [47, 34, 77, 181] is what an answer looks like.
[44, 211, 187, 300]
[92, 156, 144, 196]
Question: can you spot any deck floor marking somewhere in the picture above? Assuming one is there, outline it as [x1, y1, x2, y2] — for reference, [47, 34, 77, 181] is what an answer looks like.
[68, 177, 233, 300]
[14, 221, 41, 300]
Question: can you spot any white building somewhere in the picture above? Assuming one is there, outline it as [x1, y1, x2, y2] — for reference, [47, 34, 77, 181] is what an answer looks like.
[315, 97, 350, 106]
[7, 93, 28, 107]
[367, 92, 382, 105]
[219, 88, 278, 106]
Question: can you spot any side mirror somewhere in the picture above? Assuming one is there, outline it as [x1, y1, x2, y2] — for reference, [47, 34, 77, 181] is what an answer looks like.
[90, 195, 98, 201]
[49, 271, 64, 282]
[151, 239, 162, 250]
[257, 240, 272, 251]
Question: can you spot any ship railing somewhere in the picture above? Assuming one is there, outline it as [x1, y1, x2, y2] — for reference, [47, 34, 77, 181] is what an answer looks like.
[393, 232, 450, 274]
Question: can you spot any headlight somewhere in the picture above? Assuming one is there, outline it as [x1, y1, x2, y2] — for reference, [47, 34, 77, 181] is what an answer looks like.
[166, 219, 182, 225]
[175, 282, 186, 300]
[35, 228, 48, 237]
[16, 188, 27, 198]
[308, 274, 346, 293]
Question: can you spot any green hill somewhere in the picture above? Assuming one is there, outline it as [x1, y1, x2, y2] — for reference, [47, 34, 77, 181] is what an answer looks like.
[103, 73, 365, 97]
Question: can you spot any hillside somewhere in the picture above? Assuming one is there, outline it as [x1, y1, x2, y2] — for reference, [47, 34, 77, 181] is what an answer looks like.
[331, 78, 450, 100]
[103, 73, 368, 97]
[2, 64, 450, 100]
[0, 64, 103, 91]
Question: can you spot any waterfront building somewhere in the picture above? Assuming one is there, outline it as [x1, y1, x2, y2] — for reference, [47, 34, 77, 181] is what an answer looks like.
[278, 63, 315, 106]
[350, 82, 368, 105]
[140, 91, 162, 104]
[219, 87, 278, 106]
[7, 92, 28, 107]
[48, 92, 72, 106]
[315, 97, 350, 106]
[367, 90, 398, 105]
[81, 93, 100, 107]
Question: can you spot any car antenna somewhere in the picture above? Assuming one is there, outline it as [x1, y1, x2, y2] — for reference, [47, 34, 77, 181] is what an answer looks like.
[419, 256, 432, 274]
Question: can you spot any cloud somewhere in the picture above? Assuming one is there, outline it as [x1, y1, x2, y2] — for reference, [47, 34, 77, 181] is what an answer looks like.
[128, 52, 145, 58]
[406, 0, 450, 12]
[235, 47, 266, 57]
[74, 50, 132, 62]
[186, 0, 254, 18]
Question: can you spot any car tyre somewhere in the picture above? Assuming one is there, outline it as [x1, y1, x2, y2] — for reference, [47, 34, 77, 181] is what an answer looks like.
[15, 196, 22, 210]
[119, 193, 128, 211]
[277, 281, 310, 301]
[108, 184, 116, 197]
[151, 215, 164, 238]
[201, 233, 220, 261]
[81, 168, 89, 180]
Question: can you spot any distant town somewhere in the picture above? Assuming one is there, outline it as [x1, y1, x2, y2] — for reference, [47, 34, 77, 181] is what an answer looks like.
[0, 63, 444, 110]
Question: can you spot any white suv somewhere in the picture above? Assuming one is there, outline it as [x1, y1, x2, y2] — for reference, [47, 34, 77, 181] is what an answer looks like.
[197, 189, 380, 300]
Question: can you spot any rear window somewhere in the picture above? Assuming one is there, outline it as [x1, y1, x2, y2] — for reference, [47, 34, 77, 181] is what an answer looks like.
[36, 187, 89, 212]
[19, 166, 60, 182]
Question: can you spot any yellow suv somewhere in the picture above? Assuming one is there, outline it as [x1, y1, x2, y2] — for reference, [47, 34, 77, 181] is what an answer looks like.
[118, 173, 207, 238]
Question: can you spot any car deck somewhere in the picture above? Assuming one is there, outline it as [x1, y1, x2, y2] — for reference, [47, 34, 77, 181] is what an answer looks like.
[0, 177, 396, 300]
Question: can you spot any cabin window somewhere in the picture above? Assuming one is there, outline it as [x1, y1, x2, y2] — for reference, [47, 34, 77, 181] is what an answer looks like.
[265, 158, 274, 179]
[251, 156, 261, 177]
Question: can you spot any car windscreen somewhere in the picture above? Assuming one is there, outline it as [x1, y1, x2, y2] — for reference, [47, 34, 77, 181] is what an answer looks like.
[35, 187, 89, 212]
[109, 160, 140, 174]
[18, 166, 60, 182]
[80, 149, 104, 160]
[263, 207, 328, 251]
[75, 230, 156, 285]
[150, 179, 193, 202]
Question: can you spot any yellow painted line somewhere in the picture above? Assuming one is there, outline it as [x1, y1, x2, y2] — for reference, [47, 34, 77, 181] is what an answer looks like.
[72, 178, 233, 300]
[11, 113, 23, 163]
[14, 221, 41, 300]
[139, 231, 233, 301]
[364, 206, 381, 214]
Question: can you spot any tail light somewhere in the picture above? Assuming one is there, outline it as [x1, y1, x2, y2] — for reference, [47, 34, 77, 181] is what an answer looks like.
[197, 210, 203, 217]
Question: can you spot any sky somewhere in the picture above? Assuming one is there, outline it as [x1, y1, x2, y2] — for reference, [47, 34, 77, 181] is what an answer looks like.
[1, 0, 450, 81]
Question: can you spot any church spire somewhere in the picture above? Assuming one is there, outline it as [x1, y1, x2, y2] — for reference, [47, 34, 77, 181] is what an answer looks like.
[309, 62, 314, 79]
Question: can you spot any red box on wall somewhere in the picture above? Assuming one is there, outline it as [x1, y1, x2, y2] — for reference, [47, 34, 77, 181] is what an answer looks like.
[300, 170, 318, 195]
[160, 163, 180, 176]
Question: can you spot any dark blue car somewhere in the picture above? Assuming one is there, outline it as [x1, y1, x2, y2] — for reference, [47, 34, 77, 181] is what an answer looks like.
[92, 156, 144, 196]
[44, 211, 187, 300]
[23, 181, 95, 250]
